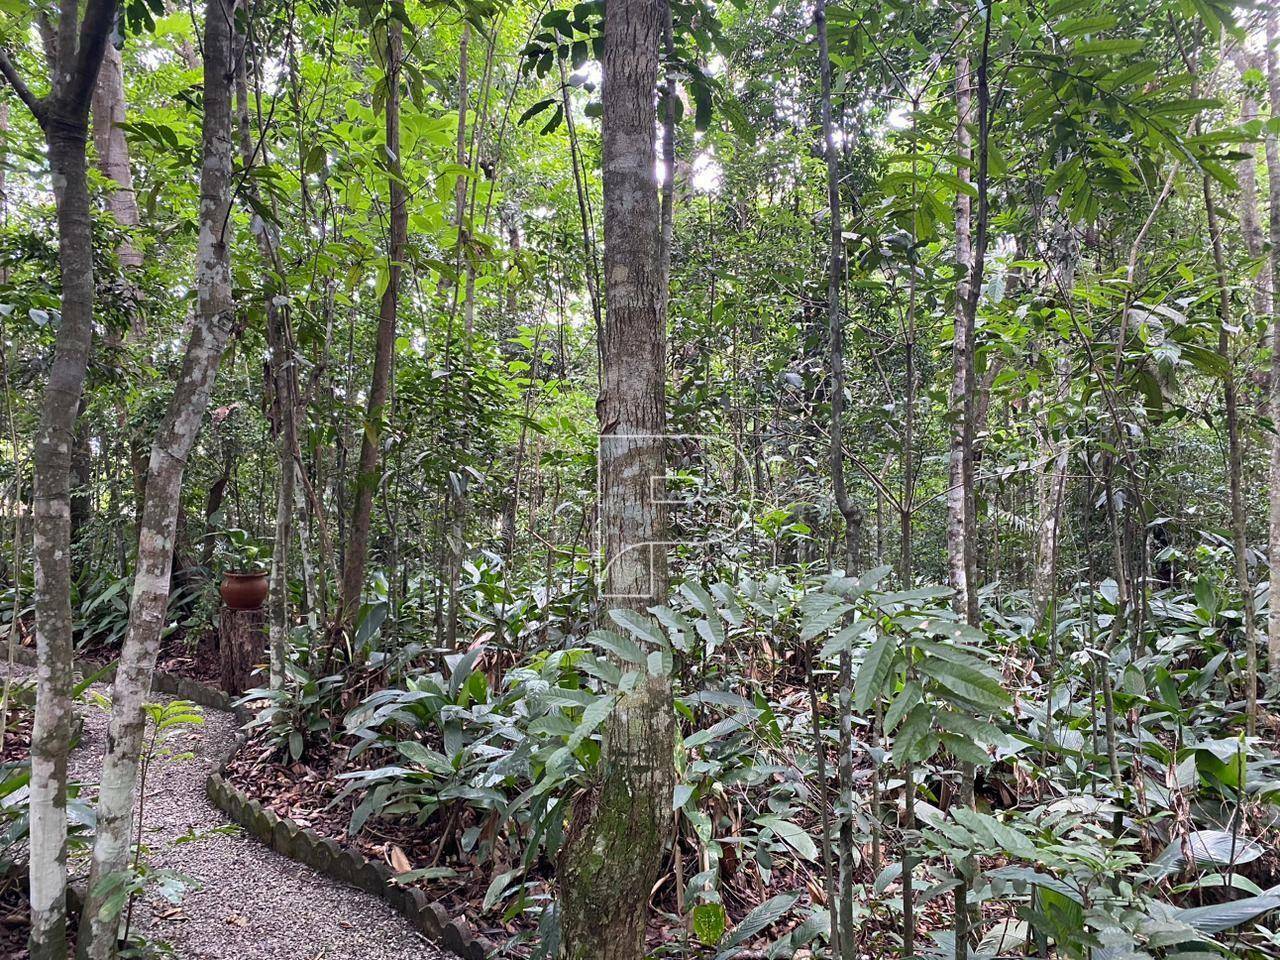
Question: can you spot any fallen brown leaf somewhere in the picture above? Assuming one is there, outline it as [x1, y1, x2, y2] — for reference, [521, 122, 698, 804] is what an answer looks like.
[388, 844, 413, 875]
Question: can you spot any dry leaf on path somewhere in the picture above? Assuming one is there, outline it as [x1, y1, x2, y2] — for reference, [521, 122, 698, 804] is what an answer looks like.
[388, 844, 413, 874]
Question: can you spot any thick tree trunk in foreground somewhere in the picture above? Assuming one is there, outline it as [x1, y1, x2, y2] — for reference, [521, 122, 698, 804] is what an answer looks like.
[1267, 10, 1280, 678]
[558, 0, 673, 955]
[0, 2, 118, 955]
[338, 14, 405, 632]
[77, 1, 237, 953]
[31, 119, 92, 960]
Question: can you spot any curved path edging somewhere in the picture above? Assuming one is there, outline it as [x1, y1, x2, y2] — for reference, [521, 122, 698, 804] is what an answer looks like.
[10, 645, 496, 960]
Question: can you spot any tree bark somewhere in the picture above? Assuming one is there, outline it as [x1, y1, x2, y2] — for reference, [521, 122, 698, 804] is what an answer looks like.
[1032, 222, 1076, 629]
[451, 22, 471, 331]
[814, 2, 860, 956]
[338, 12, 405, 633]
[1266, 10, 1280, 678]
[30, 104, 94, 960]
[92, 41, 143, 272]
[92, 36, 149, 514]
[0, 1, 120, 955]
[1201, 172, 1258, 736]
[1235, 54, 1269, 321]
[949, 51, 974, 623]
[77, 0, 237, 953]
[659, 0, 675, 291]
[558, 0, 673, 955]
[1031, 426, 1068, 628]
[951, 15, 992, 955]
[236, 35, 298, 688]
[220, 604, 266, 696]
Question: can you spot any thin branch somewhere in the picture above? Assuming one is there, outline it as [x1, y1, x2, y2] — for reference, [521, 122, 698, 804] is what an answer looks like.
[0, 48, 44, 122]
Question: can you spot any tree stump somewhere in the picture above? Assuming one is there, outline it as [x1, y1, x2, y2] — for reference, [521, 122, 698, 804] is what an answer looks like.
[220, 605, 267, 696]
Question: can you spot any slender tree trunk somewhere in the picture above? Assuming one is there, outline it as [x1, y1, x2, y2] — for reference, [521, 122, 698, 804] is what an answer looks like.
[451, 21, 470, 327]
[1032, 435, 1068, 627]
[1266, 10, 1280, 678]
[31, 106, 94, 960]
[77, 1, 236, 953]
[558, 0, 673, 954]
[91, 42, 143, 272]
[0, 101, 8, 244]
[949, 50, 974, 622]
[1235, 56, 1269, 320]
[442, 22, 471, 648]
[950, 51, 977, 960]
[92, 34, 149, 513]
[815, 3, 861, 956]
[236, 37, 298, 688]
[338, 12, 405, 631]
[951, 14, 992, 955]
[1201, 173, 1258, 736]
[1032, 215, 1077, 628]
[659, 0, 675, 287]
[0, 2, 119, 955]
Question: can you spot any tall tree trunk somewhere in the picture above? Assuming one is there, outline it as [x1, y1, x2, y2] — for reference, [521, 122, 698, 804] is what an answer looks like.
[236, 36, 298, 688]
[338, 12, 405, 631]
[1235, 54, 1269, 321]
[0, 1, 119, 955]
[1266, 10, 1280, 678]
[950, 54, 978, 960]
[558, 0, 673, 954]
[443, 22, 477, 650]
[451, 21, 470, 327]
[1201, 173, 1258, 736]
[92, 35, 150, 514]
[815, 2, 860, 955]
[1031, 425, 1068, 628]
[77, 1, 236, 953]
[949, 50, 975, 623]
[0, 101, 8, 241]
[1032, 221, 1077, 628]
[29, 113, 91, 960]
[951, 13, 991, 956]
[91, 41, 143, 272]
[659, 0, 675, 288]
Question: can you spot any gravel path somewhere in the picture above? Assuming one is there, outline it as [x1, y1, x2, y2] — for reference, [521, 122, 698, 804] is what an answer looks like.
[17, 666, 450, 960]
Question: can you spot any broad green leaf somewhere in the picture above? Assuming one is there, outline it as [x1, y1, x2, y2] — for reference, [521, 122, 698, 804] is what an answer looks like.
[610, 608, 666, 646]
[853, 630, 898, 712]
[693, 902, 727, 945]
[586, 629, 646, 666]
[921, 656, 1010, 710]
[757, 817, 818, 861]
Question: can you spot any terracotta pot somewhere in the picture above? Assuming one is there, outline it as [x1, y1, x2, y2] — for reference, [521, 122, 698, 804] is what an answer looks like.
[220, 571, 269, 610]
